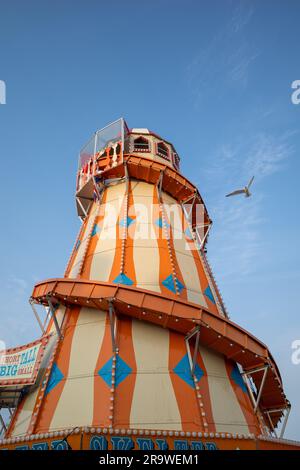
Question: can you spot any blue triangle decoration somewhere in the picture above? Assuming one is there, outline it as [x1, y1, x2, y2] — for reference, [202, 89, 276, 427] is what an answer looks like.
[173, 354, 204, 388]
[231, 364, 247, 392]
[45, 363, 64, 395]
[91, 224, 100, 237]
[98, 356, 132, 388]
[204, 285, 215, 304]
[119, 216, 135, 227]
[162, 274, 185, 294]
[75, 239, 81, 251]
[113, 273, 134, 286]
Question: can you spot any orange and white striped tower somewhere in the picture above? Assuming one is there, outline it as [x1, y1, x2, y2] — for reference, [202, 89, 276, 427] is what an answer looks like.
[1, 119, 297, 450]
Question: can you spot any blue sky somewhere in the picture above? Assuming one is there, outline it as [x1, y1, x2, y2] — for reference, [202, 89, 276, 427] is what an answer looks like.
[0, 0, 299, 439]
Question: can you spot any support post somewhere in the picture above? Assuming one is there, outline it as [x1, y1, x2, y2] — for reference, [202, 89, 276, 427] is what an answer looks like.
[92, 176, 102, 201]
[0, 413, 6, 433]
[242, 365, 269, 413]
[280, 405, 291, 438]
[76, 197, 88, 218]
[29, 299, 45, 335]
[197, 222, 212, 251]
[254, 365, 269, 412]
[266, 411, 277, 437]
[185, 326, 201, 373]
[46, 296, 63, 340]
[265, 405, 291, 439]
[157, 170, 164, 198]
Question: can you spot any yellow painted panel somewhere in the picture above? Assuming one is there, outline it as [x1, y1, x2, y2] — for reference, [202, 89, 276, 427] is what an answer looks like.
[162, 193, 207, 307]
[132, 182, 161, 293]
[90, 183, 126, 281]
[130, 320, 181, 430]
[49, 308, 107, 429]
[199, 344, 249, 434]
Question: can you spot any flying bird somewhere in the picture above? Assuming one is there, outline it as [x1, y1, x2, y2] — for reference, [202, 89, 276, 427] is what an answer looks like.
[226, 176, 255, 198]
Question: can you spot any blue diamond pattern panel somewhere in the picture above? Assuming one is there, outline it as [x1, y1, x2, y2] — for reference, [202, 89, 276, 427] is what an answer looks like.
[119, 216, 135, 227]
[45, 363, 64, 395]
[162, 274, 185, 294]
[231, 363, 247, 392]
[91, 224, 100, 237]
[173, 354, 204, 388]
[204, 285, 216, 304]
[113, 273, 134, 286]
[98, 356, 132, 388]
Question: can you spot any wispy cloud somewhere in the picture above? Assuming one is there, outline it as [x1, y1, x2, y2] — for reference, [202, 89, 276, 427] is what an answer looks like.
[227, 1, 254, 34]
[186, 1, 258, 105]
[245, 133, 295, 178]
[200, 132, 293, 281]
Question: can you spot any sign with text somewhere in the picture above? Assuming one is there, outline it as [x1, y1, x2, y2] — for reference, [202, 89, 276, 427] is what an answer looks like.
[0, 335, 51, 387]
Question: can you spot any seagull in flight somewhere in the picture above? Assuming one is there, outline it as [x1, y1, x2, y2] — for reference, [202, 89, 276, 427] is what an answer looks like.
[226, 176, 255, 198]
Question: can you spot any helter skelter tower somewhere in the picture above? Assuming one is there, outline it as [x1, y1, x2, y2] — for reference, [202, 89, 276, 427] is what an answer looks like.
[0, 119, 298, 450]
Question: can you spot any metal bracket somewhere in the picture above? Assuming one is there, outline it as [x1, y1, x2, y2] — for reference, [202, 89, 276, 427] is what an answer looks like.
[29, 298, 45, 335]
[157, 170, 164, 199]
[124, 161, 129, 181]
[265, 405, 291, 438]
[76, 196, 88, 218]
[0, 412, 7, 435]
[185, 326, 201, 374]
[184, 194, 197, 220]
[92, 176, 102, 201]
[46, 296, 63, 340]
[280, 405, 291, 438]
[243, 365, 269, 413]
[196, 222, 212, 251]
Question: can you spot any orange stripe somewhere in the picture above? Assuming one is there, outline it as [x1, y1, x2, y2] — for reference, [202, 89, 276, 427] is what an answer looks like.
[113, 316, 136, 428]
[163, 200, 188, 302]
[181, 212, 219, 315]
[225, 360, 260, 434]
[152, 186, 172, 298]
[195, 348, 216, 433]
[152, 187, 186, 300]
[6, 396, 26, 437]
[108, 181, 136, 285]
[168, 331, 201, 431]
[92, 313, 111, 426]
[122, 180, 137, 285]
[35, 306, 81, 432]
[81, 191, 107, 279]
